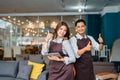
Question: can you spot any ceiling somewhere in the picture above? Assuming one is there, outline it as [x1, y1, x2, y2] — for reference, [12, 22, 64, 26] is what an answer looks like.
[0, 0, 120, 39]
[0, 0, 120, 15]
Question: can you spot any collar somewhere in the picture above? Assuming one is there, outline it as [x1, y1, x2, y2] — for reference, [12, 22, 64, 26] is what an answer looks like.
[76, 33, 87, 39]
[53, 37, 63, 43]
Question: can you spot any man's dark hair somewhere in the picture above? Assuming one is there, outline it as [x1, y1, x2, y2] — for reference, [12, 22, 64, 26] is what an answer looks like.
[75, 19, 86, 26]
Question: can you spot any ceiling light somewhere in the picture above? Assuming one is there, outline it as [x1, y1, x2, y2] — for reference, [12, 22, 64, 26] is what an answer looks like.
[22, 22, 24, 24]
[78, 9, 82, 12]
[13, 18, 16, 21]
[10, 29, 13, 33]
[18, 20, 20, 22]
[36, 20, 39, 23]
[8, 16, 11, 18]
[26, 19, 29, 22]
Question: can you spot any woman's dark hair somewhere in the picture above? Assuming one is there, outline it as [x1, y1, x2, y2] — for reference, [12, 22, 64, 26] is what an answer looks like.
[53, 22, 70, 39]
[75, 19, 86, 26]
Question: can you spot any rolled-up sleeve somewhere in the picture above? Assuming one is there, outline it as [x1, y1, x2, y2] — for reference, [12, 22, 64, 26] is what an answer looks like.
[62, 40, 76, 65]
[88, 36, 99, 51]
[41, 40, 50, 55]
[70, 37, 80, 58]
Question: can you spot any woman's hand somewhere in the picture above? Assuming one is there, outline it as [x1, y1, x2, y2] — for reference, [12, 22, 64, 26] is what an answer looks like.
[45, 31, 53, 42]
[42, 31, 53, 49]
[98, 34, 103, 44]
[47, 56, 65, 62]
[47, 56, 60, 61]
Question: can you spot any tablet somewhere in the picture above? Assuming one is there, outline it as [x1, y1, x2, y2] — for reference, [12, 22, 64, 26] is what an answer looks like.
[45, 52, 62, 58]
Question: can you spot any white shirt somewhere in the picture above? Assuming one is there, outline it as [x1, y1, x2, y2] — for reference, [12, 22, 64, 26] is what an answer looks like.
[41, 38, 76, 65]
[70, 33, 99, 58]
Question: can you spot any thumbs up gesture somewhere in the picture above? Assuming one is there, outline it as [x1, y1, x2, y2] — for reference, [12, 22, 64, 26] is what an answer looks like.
[45, 30, 53, 42]
[85, 41, 92, 51]
[98, 34, 103, 44]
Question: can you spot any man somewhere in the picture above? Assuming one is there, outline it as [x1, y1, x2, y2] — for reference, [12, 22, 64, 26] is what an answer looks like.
[70, 19, 103, 80]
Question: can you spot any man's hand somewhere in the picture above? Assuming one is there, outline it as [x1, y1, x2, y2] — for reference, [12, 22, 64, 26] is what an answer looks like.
[85, 41, 92, 51]
[98, 34, 103, 44]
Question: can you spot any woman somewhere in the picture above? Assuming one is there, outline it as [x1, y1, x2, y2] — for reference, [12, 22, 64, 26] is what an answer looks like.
[70, 19, 104, 80]
[41, 22, 75, 80]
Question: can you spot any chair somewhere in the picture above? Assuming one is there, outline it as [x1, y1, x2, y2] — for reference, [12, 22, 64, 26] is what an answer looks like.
[92, 49, 99, 61]
[99, 45, 110, 62]
[91, 45, 110, 62]
[3, 46, 13, 60]
[110, 38, 120, 73]
[110, 38, 120, 62]
[12, 46, 22, 58]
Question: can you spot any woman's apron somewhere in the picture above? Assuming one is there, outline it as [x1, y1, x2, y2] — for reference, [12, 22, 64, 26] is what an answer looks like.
[48, 41, 74, 80]
[74, 38, 95, 80]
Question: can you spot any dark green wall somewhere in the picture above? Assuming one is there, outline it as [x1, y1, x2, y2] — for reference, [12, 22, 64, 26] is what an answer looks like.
[86, 12, 120, 70]
[86, 12, 120, 49]
[86, 14, 101, 43]
[101, 12, 120, 49]
[118, 12, 120, 37]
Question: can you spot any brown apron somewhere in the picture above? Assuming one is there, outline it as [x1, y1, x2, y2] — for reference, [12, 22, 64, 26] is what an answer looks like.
[74, 37, 95, 80]
[48, 41, 74, 80]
